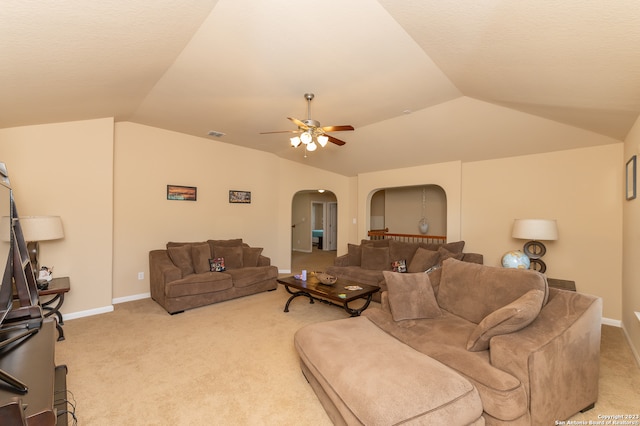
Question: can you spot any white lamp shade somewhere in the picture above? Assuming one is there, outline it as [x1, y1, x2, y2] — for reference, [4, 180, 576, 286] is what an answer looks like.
[290, 136, 301, 147]
[317, 135, 329, 147]
[20, 216, 64, 242]
[300, 131, 312, 144]
[306, 141, 317, 151]
[512, 219, 558, 241]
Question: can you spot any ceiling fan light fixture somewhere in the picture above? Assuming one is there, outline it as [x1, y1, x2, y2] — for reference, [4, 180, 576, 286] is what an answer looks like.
[307, 141, 317, 151]
[300, 131, 312, 144]
[290, 136, 301, 147]
[317, 135, 329, 147]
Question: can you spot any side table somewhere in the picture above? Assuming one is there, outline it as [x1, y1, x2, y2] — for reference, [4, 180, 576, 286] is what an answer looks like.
[38, 276, 70, 341]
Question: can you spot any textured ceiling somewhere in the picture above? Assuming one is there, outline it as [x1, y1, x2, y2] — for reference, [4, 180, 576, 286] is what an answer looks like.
[1, 0, 638, 176]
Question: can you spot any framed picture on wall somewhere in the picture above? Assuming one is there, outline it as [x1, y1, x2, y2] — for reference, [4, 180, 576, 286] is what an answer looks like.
[626, 155, 636, 201]
[167, 185, 197, 201]
[229, 190, 251, 204]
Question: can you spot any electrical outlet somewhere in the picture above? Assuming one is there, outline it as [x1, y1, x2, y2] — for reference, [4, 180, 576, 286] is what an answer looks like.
[138, 272, 144, 280]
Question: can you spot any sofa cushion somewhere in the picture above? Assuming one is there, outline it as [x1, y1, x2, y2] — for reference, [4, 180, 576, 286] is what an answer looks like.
[466, 289, 545, 351]
[437, 258, 548, 324]
[242, 246, 263, 267]
[420, 240, 465, 253]
[364, 307, 529, 421]
[389, 240, 419, 266]
[191, 243, 212, 274]
[347, 243, 362, 266]
[361, 245, 391, 271]
[383, 271, 441, 321]
[438, 246, 464, 262]
[407, 247, 440, 273]
[213, 245, 244, 269]
[167, 244, 194, 276]
[295, 316, 484, 426]
[166, 272, 232, 297]
[207, 238, 243, 256]
[222, 266, 277, 288]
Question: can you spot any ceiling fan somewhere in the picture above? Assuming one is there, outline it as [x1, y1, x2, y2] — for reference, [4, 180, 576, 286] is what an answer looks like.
[260, 93, 354, 152]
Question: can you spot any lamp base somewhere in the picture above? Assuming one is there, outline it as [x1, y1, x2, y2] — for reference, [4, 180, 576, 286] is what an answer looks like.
[523, 240, 547, 273]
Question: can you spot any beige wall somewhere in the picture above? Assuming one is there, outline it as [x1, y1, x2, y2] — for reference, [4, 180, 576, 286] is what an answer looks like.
[462, 145, 623, 320]
[0, 118, 631, 334]
[623, 117, 640, 363]
[0, 118, 114, 316]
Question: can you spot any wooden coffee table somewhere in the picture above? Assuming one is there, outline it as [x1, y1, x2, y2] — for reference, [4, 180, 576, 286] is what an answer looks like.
[277, 275, 379, 317]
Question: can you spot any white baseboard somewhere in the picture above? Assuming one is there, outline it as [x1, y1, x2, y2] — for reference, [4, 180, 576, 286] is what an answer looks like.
[112, 292, 150, 305]
[63, 305, 114, 321]
[602, 317, 622, 327]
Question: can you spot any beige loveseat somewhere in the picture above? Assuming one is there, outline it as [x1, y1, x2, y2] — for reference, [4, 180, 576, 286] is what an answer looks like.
[149, 239, 278, 314]
[295, 258, 602, 425]
[326, 239, 483, 302]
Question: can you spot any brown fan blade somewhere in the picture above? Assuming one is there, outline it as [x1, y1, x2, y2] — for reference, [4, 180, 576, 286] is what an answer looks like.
[259, 130, 301, 134]
[287, 117, 309, 130]
[320, 125, 354, 132]
[326, 134, 347, 146]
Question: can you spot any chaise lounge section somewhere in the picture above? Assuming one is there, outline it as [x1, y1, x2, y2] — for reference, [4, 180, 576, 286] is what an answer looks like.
[149, 239, 278, 314]
[295, 258, 602, 425]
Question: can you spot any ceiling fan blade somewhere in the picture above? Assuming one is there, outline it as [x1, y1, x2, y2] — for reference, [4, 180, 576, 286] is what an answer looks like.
[259, 130, 301, 134]
[321, 125, 354, 132]
[287, 117, 309, 130]
[326, 135, 347, 146]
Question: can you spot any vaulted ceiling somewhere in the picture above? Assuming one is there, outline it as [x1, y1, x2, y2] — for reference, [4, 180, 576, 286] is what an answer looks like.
[2, 0, 639, 176]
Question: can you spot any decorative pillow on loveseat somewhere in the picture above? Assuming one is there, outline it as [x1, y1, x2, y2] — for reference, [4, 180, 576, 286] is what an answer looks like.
[242, 246, 263, 267]
[361, 245, 391, 270]
[191, 243, 213, 274]
[383, 271, 442, 321]
[213, 245, 243, 269]
[466, 289, 545, 351]
[167, 244, 194, 276]
[407, 247, 440, 273]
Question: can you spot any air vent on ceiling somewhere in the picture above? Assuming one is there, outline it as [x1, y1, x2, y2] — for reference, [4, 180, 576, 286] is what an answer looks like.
[207, 130, 225, 138]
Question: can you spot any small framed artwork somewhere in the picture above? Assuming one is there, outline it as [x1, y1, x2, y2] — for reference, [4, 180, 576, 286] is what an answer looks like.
[626, 156, 636, 201]
[167, 185, 197, 201]
[229, 190, 251, 204]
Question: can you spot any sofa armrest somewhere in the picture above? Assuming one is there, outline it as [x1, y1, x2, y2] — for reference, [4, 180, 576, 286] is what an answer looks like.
[257, 255, 271, 266]
[334, 253, 350, 267]
[149, 250, 182, 303]
[489, 288, 601, 424]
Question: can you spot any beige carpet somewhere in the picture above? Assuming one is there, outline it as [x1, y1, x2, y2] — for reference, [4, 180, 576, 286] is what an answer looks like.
[55, 284, 640, 424]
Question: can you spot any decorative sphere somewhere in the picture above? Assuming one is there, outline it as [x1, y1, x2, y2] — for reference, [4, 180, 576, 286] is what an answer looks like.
[501, 250, 531, 269]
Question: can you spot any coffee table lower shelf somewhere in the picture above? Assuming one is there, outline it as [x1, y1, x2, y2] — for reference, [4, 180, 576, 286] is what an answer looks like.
[277, 276, 379, 317]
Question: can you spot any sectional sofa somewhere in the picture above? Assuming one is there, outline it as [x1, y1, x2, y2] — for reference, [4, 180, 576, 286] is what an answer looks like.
[295, 258, 602, 425]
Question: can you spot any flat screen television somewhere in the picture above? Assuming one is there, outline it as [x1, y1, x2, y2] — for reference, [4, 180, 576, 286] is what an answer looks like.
[0, 163, 13, 325]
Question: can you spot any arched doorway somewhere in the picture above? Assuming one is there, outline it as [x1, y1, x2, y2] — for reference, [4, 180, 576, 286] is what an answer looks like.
[370, 185, 447, 237]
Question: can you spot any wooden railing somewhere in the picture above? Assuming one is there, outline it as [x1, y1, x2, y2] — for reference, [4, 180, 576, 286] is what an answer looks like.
[367, 228, 447, 244]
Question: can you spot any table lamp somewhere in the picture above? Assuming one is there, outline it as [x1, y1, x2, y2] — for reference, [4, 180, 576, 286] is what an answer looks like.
[512, 219, 558, 273]
[19, 216, 64, 276]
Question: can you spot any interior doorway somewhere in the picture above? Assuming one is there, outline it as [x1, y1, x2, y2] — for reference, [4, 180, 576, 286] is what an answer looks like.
[291, 190, 337, 270]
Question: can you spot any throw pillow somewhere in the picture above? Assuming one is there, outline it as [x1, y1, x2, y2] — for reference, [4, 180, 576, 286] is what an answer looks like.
[347, 243, 362, 266]
[383, 271, 442, 321]
[466, 289, 545, 352]
[191, 243, 212, 274]
[437, 246, 464, 262]
[167, 245, 194, 276]
[391, 259, 407, 273]
[213, 245, 243, 269]
[361, 246, 391, 271]
[242, 247, 263, 267]
[208, 239, 243, 258]
[407, 247, 440, 273]
[209, 257, 226, 272]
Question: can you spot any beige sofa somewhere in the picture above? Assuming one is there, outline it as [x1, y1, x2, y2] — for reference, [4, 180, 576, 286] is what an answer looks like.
[295, 258, 602, 425]
[326, 239, 483, 302]
[149, 239, 278, 314]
